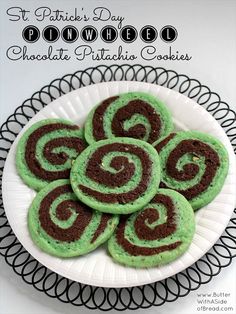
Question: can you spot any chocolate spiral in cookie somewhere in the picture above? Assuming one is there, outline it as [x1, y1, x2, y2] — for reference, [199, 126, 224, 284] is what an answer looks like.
[28, 180, 119, 257]
[16, 119, 87, 191]
[84, 92, 173, 144]
[71, 138, 160, 214]
[156, 131, 229, 210]
[108, 189, 195, 267]
[154, 133, 177, 153]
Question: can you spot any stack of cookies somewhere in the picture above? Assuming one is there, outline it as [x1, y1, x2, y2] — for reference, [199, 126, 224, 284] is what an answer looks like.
[16, 92, 229, 268]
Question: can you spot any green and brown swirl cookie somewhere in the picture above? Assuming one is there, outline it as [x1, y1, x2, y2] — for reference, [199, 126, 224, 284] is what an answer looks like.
[154, 131, 229, 210]
[108, 189, 195, 268]
[28, 179, 119, 257]
[84, 92, 173, 144]
[70, 137, 161, 214]
[16, 119, 87, 191]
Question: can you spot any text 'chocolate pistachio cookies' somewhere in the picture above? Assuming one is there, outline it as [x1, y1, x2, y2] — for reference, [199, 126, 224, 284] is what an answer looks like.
[70, 138, 161, 214]
[154, 131, 229, 210]
[84, 92, 173, 144]
[108, 189, 195, 268]
[16, 119, 87, 191]
[28, 180, 119, 257]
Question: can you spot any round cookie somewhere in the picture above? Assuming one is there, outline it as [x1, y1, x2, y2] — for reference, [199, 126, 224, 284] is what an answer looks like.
[108, 189, 195, 268]
[28, 179, 119, 257]
[16, 119, 87, 191]
[153, 131, 229, 210]
[84, 92, 173, 145]
[70, 137, 161, 214]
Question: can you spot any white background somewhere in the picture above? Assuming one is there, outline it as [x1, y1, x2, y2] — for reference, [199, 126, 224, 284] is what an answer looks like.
[0, 0, 236, 313]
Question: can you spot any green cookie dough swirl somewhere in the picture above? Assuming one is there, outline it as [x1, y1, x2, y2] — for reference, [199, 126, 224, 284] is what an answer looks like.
[154, 131, 229, 210]
[16, 119, 87, 191]
[70, 138, 161, 214]
[28, 179, 119, 257]
[108, 189, 195, 268]
[84, 92, 173, 144]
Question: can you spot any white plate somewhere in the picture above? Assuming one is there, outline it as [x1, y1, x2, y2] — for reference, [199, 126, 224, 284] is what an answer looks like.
[2, 81, 236, 288]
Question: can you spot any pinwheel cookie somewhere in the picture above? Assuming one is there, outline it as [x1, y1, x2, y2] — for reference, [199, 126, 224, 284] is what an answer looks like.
[28, 179, 119, 257]
[70, 137, 160, 214]
[154, 131, 229, 210]
[84, 92, 173, 144]
[16, 119, 87, 191]
[108, 189, 195, 268]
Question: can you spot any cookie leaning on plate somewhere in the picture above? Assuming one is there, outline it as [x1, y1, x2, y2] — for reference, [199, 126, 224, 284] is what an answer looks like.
[154, 131, 229, 210]
[84, 92, 173, 144]
[70, 137, 161, 214]
[28, 179, 119, 257]
[108, 189, 195, 268]
[16, 119, 87, 191]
